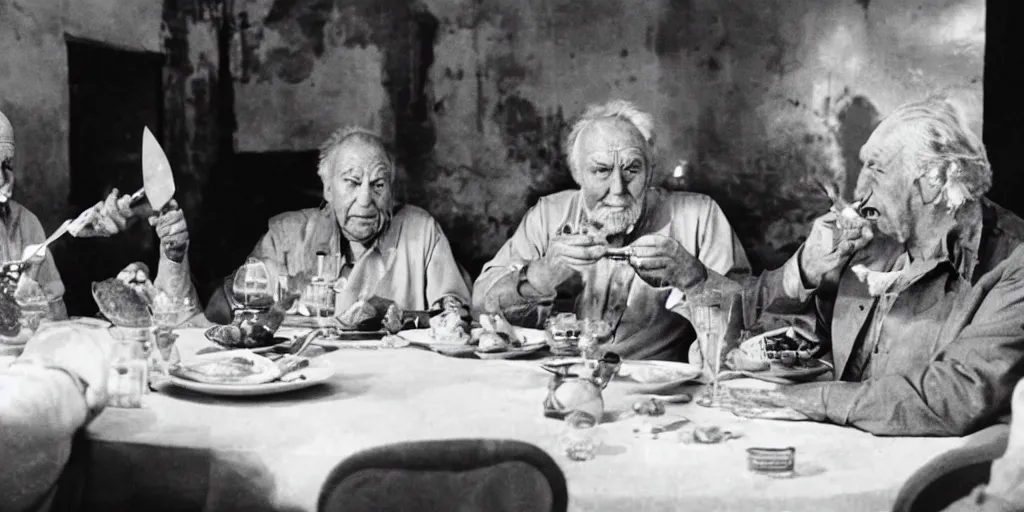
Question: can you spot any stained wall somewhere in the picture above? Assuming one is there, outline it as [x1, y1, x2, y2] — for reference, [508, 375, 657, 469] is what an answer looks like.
[229, 0, 984, 274]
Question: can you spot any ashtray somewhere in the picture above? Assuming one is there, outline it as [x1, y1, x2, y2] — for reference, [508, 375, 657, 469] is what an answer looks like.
[747, 447, 795, 477]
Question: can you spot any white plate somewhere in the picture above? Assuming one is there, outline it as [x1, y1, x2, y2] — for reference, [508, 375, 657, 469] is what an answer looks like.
[166, 358, 335, 397]
[399, 327, 546, 348]
[616, 361, 703, 393]
[475, 342, 547, 360]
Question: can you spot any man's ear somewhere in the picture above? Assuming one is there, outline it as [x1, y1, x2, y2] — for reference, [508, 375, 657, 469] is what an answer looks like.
[916, 164, 947, 205]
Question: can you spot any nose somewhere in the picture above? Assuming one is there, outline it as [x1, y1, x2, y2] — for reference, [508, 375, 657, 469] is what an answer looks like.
[356, 181, 373, 206]
[608, 169, 627, 196]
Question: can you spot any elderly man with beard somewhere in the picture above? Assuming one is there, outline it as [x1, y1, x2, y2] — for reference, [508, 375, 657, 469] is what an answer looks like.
[723, 95, 1024, 437]
[206, 127, 470, 322]
[475, 100, 751, 362]
[0, 110, 67, 320]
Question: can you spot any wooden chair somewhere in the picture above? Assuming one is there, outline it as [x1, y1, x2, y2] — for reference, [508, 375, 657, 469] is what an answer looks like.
[317, 439, 568, 512]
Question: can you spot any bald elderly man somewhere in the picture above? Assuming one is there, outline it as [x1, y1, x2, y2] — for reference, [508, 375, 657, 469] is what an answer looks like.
[475, 100, 750, 362]
[0, 110, 67, 319]
[206, 126, 470, 322]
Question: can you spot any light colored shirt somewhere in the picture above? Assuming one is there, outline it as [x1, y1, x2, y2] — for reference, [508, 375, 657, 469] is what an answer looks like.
[0, 364, 88, 512]
[0, 200, 65, 308]
[749, 199, 1024, 436]
[240, 204, 470, 313]
[475, 188, 751, 361]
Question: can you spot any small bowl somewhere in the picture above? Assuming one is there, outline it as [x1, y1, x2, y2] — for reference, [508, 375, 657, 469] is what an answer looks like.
[747, 447, 796, 476]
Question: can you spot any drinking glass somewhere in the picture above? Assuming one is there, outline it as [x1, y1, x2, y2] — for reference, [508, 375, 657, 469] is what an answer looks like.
[106, 326, 151, 408]
[688, 288, 736, 408]
[560, 410, 602, 461]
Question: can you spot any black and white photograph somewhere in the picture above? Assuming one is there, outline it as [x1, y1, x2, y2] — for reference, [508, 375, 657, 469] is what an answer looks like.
[1, 0, 1021, 510]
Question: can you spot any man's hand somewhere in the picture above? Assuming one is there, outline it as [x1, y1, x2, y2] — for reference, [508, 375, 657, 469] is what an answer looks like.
[150, 200, 188, 263]
[627, 234, 706, 289]
[716, 387, 811, 421]
[19, 322, 113, 416]
[68, 189, 133, 238]
[798, 212, 874, 288]
[527, 234, 607, 293]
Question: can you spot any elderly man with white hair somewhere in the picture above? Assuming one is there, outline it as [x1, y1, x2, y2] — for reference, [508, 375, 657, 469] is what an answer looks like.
[206, 126, 470, 322]
[723, 95, 1024, 437]
[474, 100, 751, 362]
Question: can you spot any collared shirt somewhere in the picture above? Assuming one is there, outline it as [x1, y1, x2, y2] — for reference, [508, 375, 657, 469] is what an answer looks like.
[475, 188, 751, 361]
[752, 199, 1024, 436]
[243, 204, 470, 313]
[0, 200, 64, 305]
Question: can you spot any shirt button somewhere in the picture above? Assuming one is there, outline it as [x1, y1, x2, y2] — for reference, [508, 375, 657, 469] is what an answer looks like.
[858, 305, 865, 311]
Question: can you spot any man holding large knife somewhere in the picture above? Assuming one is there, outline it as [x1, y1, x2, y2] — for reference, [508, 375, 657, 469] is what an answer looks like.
[67, 128, 203, 325]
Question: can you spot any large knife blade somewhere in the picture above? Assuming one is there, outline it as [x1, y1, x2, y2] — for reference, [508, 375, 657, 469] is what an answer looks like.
[129, 127, 176, 212]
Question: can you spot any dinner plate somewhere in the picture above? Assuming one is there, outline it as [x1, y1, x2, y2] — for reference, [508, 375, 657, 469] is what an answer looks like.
[615, 361, 703, 393]
[400, 328, 547, 358]
[166, 358, 335, 396]
[741, 358, 832, 384]
[475, 342, 547, 360]
[399, 327, 546, 347]
[538, 359, 703, 393]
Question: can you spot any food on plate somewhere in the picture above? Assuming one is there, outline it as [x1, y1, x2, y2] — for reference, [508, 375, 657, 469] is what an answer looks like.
[275, 354, 311, 382]
[92, 277, 152, 327]
[477, 331, 510, 353]
[727, 326, 819, 372]
[382, 303, 402, 334]
[0, 290, 22, 339]
[429, 307, 470, 345]
[620, 365, 681, 384]
[335, 296, 403, 332]
[725, 348, 771, 372]
[169, 351, 283, 385]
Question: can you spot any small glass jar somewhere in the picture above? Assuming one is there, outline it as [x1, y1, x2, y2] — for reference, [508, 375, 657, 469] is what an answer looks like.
[107, 326, 151, 408]
[300, 280, 336, 317]
[560, 410, 602, 461]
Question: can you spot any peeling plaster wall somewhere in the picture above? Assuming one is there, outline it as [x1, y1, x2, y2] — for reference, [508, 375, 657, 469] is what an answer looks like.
[230, 0, 984, 273]
[0, 0, 166, 230]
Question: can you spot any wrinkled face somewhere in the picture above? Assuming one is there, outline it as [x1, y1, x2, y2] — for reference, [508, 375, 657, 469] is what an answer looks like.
[854, 115, 928, 243]
[324, 138, 394, 243]
[573, 118, 649, 235]
[0, 143, 14, 203]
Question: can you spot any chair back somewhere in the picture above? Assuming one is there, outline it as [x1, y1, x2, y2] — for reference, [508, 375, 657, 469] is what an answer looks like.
[892, 424, 1009, 512]
[317, 439, 568, 512]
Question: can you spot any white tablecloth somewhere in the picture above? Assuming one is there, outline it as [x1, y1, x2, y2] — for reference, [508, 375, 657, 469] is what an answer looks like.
[75, 328, 971, 511]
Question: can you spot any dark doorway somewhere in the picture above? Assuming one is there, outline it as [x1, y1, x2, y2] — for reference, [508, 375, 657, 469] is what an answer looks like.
[984, 0, 1024, 214]
[57, 39, 164, 317]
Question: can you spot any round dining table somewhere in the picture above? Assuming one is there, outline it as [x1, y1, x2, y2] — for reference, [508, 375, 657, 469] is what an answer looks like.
[70, 327, 977, 512]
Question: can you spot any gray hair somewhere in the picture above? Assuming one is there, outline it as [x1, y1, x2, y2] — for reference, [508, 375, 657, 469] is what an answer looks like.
[316, 126, 395, 188]
[564, 100, 656, 178]
[889, 95, 991, 208]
